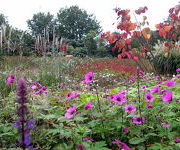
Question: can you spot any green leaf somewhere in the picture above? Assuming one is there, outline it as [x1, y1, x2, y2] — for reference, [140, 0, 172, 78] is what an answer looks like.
[129, 137, 145, 145]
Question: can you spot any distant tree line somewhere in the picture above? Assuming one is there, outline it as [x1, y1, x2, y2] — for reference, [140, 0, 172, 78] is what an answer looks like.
[0, 5, 167, 57]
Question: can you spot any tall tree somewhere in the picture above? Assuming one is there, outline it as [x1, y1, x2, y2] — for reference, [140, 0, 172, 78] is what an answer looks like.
[27, 12, 55, 35]
[0, 13, 8, 26]
[56, 6, 101, 40]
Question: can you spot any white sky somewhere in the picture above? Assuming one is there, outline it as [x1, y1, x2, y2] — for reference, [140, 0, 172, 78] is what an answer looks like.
[0, 0, 179, 32]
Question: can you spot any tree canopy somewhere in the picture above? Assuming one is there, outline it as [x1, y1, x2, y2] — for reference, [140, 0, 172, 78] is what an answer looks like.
[27, 12, 55, 35]
[56, 6, 101, 40]
[0, 13, 8, 26]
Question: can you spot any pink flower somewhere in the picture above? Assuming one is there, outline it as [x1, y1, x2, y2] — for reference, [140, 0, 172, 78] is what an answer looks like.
[175, 137, 180, 143]
[141, 85, 147, 90]
[162, 124, 171, 128]
[151, 86, 161, 94]
[120, 89, 127, 95]
[176, 74, 180, 77]
[60, 83, 66, 89]
[112, 94, 127, 105]
[122, 128, 129, 133]
[132, 117, 145, 125]
[84, 72, 94, 83]
[42, 90, 48, 96]
[162, 91, 172, 102]
[144, 93, 154, 102]
[84, 103, 93, 109]
[112, 140, 131, 150]
[176, 68, 180, 73]
[7, 75, 16, 85]
[73, 92, 80, 98]
[65, 106, 77, 119]
[146, 104, 153, 108]
[66, 92, 73, 99]
[83, 137, 94, 142]
[164, 80, 175, 88]
[106, 89, 110, 93]
[29, 85, 37, 89]
[124, 104, 136, 114]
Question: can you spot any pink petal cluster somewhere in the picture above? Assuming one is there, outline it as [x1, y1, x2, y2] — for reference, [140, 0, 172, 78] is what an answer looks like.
[84, 102, 93, 109]
[162, 91, 172, 102]
[84, 72, 94, 83]
[122, 128, 129, 133]
[7, 75, 16, 85]
[144, 93, 154, 102]
[65, 106, 77, 119]
[30, 81, 48, 95]
[164, 80, 175, 88]
[112, 94, 127, 105]
[112, 140, 131, 150]
[124, 104, 136, 114]
[132, 117, 145, 125]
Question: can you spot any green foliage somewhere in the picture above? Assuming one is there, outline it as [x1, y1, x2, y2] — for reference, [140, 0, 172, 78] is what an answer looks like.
[56, 5, 101, 40]
[153, 50, 180, 74]
[0, 57, 180, 149]
[84, 30, 97, 56]
[27, 12, 55, 35]
[0, 13, 8, 26]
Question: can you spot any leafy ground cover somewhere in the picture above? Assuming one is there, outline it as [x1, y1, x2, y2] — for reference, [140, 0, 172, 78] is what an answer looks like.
[0, 57, 180, 150]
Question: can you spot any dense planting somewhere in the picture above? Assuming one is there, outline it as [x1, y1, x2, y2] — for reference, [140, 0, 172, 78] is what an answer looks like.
[0, 56, 180, 149]
[0, 2, 180, 150]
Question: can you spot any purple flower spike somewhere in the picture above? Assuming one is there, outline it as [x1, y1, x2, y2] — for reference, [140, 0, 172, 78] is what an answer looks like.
[13, 77, 36, 149]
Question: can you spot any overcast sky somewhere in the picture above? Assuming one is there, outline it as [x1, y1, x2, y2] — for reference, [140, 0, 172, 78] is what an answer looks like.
[0, 0, 179, 32]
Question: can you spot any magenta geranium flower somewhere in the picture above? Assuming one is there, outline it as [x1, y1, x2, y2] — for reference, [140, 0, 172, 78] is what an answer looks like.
[119, 89, 127, 95]
[162, 91, 172, 102]
[83, 137, 94, 142]
[7, 75, 16, 85]
[65, 106, 77, 119]
[84, 72, 94, 83]
[132, 117, 145, 125]
[122, 128, 129, 133]
[176, 74, 180, 77]
[175, 137, 180, 143]
[141, 85, 147, 90]
[112, 94, 127, 105]
[144, 93, 154, 102]
[164, 80, 175, 88]
[151, 86, 161, 94]
[176, 68, 180, 72]
[84, 102, 93, 109]
[124, 104, 136, 114]
[146, 104, 153, 108]
[66, 92, 73, 99]
[112, 140, 131, 150]
[162, 124, 171, 128]
[73, 91, 80, 98]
